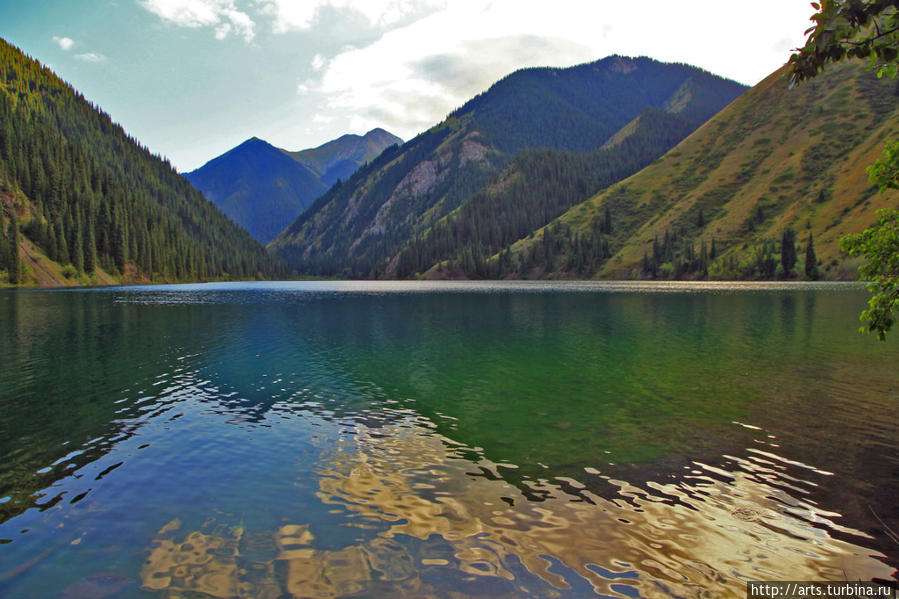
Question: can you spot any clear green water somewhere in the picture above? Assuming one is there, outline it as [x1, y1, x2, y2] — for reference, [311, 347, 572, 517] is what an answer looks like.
[0, 281, 896, 598]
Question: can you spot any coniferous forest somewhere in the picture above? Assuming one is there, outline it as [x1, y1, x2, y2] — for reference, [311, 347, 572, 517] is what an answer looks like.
[389, 108, 702, 278]
[269, 56, 749, 278]
[0, 38, 283, 285]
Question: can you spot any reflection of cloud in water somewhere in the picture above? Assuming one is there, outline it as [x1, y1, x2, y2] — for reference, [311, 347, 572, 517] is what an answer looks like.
[142, 413, 895, 598]
[318, 415, 894, 596]
[142, 519, 247, 598]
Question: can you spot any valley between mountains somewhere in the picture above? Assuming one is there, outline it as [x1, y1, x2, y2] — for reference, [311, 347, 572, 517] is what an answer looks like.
[1, 37, 896, 287]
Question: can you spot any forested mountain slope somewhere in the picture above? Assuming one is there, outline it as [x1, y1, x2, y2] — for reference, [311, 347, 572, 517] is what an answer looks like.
[185, 128, 401, 244]
[498, 61, 899, 281]
[0, 38, 282, 286]
[386, 107, 702, 278]
[269, 56, 747, 276]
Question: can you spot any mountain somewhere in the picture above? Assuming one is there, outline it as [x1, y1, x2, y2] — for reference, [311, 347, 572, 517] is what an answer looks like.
[285, 128, 403, 186]
[184, 137, 326, 245]
[0, 38, 282, 286]
[184, 129, 401, 245]
[268, 56, 748, 277]
[386, 107, 707, 279]
[496, 60, 899, 281]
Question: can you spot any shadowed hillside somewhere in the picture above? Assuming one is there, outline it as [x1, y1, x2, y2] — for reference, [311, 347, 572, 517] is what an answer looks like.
[185, 129, 401, 244]
[0, 38, 282, 286]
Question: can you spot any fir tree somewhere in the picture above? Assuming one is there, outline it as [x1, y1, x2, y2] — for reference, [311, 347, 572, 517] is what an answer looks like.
[72, 224, 84, 273]
[7, 217, 21, 284]
[47, 222, 58, 262]
[805, 232, 819, 280]
[113, 222, 127, 273]
[56, 220, 69, 265]
[85, 224, 96, 273]
[0, 216, 7, 269]
[781, 228, 797, 276]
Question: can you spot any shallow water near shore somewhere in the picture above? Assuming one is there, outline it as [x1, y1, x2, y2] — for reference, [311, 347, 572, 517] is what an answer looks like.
[0, 281, 896, 598]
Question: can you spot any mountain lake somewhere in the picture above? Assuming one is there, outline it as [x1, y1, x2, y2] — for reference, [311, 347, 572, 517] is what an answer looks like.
[0, 281, 896, 598]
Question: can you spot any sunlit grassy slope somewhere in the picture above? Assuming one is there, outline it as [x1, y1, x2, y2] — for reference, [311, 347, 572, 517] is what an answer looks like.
[508, 61, 898, 280]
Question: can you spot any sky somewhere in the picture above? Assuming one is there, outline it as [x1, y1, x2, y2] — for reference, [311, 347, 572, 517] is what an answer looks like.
[0, 1, 815, 173]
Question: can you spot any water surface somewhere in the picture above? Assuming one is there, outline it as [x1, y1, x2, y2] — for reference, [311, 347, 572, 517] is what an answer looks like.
[0, 281, 896, 598]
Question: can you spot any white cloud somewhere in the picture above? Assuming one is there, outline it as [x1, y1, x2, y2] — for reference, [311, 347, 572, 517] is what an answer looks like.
[139, 0, 256, 42]
[75, 53, 108, 62]
[310, 3, 598, 138]
[124, 0, 816, 171]
[301, 0, 814, 140]
[255, 0, 444, 33]
[254, 0, 317, 32]
[214, 23, 232, 39]
[52, 36, 75, 51]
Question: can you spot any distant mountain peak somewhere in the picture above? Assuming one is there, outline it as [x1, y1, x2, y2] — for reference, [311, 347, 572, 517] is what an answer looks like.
[284, 128, 402, 185]
[185, 128, 402, 244]
[364, 127, 397, 140]
[605, 55, 638, 74]
[239, 136, 268, 147]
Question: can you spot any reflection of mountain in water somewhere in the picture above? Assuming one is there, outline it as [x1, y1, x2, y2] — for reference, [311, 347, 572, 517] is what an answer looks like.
[140, 410, 895, 598]
[0, 292, 225, 522]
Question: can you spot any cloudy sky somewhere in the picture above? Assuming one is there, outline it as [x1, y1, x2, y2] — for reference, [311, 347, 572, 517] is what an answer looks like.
[2, 1, 814, 172]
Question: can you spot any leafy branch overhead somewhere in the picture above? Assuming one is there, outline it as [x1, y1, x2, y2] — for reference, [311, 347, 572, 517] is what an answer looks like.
[790, 1, 899, 340]
[789, 0, 899, 82]
[840, 142, 899, 340]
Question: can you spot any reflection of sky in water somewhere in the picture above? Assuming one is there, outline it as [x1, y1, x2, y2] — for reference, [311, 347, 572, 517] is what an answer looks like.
[135, 410, 895, 598]
[0, 282, 896, 598]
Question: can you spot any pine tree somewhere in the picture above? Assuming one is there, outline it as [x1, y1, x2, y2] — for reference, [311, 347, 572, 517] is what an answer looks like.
[805, 232, 819, 280]
[699, 239, 709, 277]
[84, 223, 96, 273]
[72, 223, 84, 273]
[56, 219, 69, 264]
[64, 209, 75, 264]
[7, 217, 21, 284]
[113, 221, 127, 273]
[47, 222, 58, 262]
[781, 228, 797, 276]
[0, 216, 7, 269]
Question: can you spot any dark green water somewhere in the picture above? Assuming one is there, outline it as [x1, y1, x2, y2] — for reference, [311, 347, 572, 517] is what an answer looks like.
[0, 281, 896, 598]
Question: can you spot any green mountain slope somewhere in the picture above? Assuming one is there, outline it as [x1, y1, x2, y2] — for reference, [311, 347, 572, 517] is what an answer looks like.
[269, 56, 747, 277]
[387, 107, 704, 278]
[0, 38, 282, 286]
[185, 129, 401, 245]
[501, 61, 899, 281]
